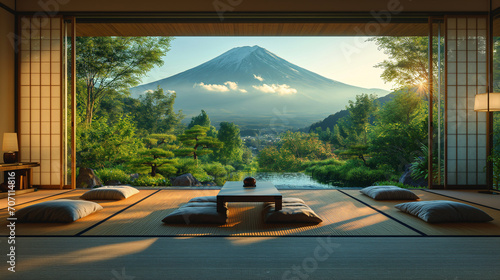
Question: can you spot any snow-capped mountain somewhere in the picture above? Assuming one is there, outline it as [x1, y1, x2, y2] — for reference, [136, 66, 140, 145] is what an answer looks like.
[131, 45, 389, 129]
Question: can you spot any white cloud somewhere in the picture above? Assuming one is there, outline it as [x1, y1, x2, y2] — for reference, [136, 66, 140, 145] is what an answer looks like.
[224, 81, 239, 91]
[252, 84, 297, 95]
[196, 81, 247, 93]
[196, 82, 230, 92]
[239, 89, 248, 93]
[253, 74, 264, 81]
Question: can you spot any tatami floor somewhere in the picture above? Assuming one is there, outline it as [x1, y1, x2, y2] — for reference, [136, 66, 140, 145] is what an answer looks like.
[1, 188, 500, 279]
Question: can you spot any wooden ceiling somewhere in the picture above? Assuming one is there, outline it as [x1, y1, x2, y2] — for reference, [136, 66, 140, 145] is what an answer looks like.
[76, 22, 430, 37]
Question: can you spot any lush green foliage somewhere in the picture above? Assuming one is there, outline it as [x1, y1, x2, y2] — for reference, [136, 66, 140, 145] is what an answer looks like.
[130, 134, 178, 177]
[373, 181, 418, 189]
[410, 143, 444, 182]
[134, 87, 184, 134]
[134, 174, 170, 187]
[76, 37, 172, 125]
[76, 116, 142, 169]
[346, 94, 378, 145]
[258, 146, 303, 172]
[305, 159, 387, 187]
[369, 36, 443, 91]
[188, 109, 211, 128]
[202, 162, 238, 186]
[258, 132, 335, 172]
[213, 122, 244, 165]
[369, 89, 428, 171]
[176, 125, 223, 163]
[95, 168, 131, 184]
[187, 110, 217, 137]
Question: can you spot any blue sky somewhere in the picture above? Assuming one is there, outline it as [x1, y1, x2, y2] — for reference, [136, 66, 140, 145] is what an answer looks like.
[140, 36, 396, 91]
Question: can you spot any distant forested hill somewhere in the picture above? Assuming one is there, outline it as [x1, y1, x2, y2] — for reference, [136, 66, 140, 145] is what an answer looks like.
[308, 93, 395, 132]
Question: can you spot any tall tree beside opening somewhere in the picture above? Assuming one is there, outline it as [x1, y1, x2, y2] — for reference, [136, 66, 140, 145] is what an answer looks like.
[369, 88, 427, 170]
[76, 36, 173, 126]
[369, 37, 443, 91]
[176, 125, 223, 165]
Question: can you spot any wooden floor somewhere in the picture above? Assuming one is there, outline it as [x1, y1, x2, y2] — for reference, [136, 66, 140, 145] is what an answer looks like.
[2, 189, 499, 237]
[1, 188, 500, 279]
[1, 237, 500, 280]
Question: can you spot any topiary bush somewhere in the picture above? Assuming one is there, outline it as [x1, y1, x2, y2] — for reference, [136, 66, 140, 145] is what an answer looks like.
[95, 168, 131, 184]
[132, 174, 170, 187]
[306, 158, 391, 187]
[345, 166, 386, 187]
[373, 180, 418, 189]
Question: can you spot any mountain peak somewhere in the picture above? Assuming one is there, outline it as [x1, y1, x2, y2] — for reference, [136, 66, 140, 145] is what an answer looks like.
[213, 45, 266, 65]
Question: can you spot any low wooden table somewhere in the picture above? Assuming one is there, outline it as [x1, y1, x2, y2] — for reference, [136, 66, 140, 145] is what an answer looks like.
[217, 181, 282, 214]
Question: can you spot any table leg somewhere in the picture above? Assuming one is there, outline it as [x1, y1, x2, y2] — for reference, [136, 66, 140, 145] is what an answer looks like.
[216, 197, 225, 214]
[275, 196, 282, 211]
[29, 168, 33, 189]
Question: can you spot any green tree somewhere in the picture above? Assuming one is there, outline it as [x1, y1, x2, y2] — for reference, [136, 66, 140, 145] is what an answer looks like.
[176, 125, 223, 165]
[258, 131, 335, 172]
[369, 36, 443, 91]
[134, 86, 184, 134]
[188, 110, 217, 137]
[325, 94, 378, 149]
[369, 88, 428, 170]
[258, 146, 300, 172]
[188, 110, 211, 128]
[214, 122, 243, 165]
[346, 93, 378, 145]
[279, 131, 334, 161]
[130, 134, 177, 177]
[76, 36, 172, 125]
[76, 115, 142, 169]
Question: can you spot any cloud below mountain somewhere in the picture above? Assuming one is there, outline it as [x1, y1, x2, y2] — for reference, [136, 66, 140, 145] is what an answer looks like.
[195, 81, 247, 93]
[253, 74, 264, 81]
[252, 84, 297, 95]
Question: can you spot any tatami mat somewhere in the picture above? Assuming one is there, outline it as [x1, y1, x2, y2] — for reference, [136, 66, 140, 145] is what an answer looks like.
[0, 189, 75, 209]
[0, 189, 157, 236]
[2, 188, 500, 237]
[424, 189, 500, 209]
[82, 189, 420, 236]
[342, 189, 500, 236]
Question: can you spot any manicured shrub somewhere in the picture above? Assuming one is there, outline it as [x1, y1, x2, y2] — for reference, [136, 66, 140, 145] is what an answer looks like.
[373, 180, 418, 189]
[306, 158, 392, 187]
[345, 166, 386, 187]
[132, 174, 169, 187]
[95, 168, 131, 184]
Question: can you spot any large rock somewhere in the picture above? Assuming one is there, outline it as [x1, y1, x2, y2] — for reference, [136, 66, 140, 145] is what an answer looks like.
[76, 168, 102, 188]
[399, 164, 428, 187]
[172, 173, 201, 186]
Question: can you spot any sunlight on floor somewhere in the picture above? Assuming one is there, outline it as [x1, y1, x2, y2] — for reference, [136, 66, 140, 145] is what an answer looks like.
[20, 238, 158, 270]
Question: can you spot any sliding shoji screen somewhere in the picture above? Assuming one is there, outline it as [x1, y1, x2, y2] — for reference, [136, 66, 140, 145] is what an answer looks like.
[19, 16, 63, 188]
[445, 16, 488, 187]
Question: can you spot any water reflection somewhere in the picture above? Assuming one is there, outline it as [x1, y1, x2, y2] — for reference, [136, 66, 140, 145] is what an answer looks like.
[244, 172, 335, 189]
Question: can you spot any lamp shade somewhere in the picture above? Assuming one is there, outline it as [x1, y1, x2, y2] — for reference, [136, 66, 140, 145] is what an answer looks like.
[2, 133, 19, 152]
[474, 92, 500, 111]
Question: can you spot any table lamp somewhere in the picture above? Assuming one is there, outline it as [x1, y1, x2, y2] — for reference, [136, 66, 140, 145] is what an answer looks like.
[2, 133, 19, 164]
